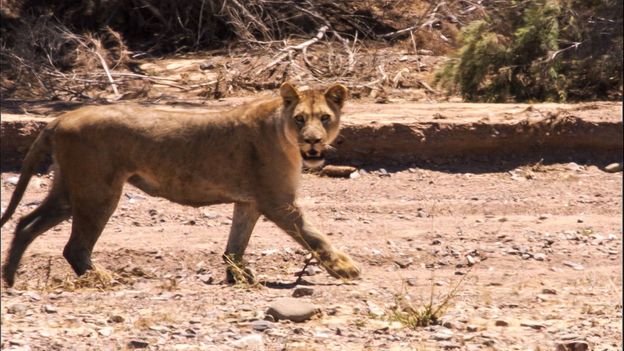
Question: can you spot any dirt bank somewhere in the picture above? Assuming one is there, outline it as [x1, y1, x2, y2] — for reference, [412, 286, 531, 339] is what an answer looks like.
[1, 101, 622, 171]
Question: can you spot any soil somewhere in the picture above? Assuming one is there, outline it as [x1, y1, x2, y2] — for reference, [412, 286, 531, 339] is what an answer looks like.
[1, 157, 622, 350]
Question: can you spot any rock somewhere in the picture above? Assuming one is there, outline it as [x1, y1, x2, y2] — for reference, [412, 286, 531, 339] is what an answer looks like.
[538, 214, 550, 220]
[494, 320, 509, 327]
[108, 315, 125, 323]
[466, 325, 479, 332]
[555, 340, 590, 351]
[406, 278, 418, 286]
[394, 257, 413, 268]
[320, 165, 358, 178]
[431, 330, 453, 341]
[128, 340, 149, 349]
[604, 163, 623, 173]
[231, 334, 264, 349]
[251, 320, 273, 332]
[7, 303, 27, 314]
[98, 327, 113, 337]
[533, 253, 546, 261]
[23, 291, 41, 301]
[5, 176, 19, 185]
[520, 320, 544, 330]
[542, 288, 557, 295]
[292, 286, 314, 298]
[562, 261, 584, 270]
[198, 274, 214, 285]
[43, 305, 58, 313]
[266, 298, 319, 322]
[366, 301, 385, 318]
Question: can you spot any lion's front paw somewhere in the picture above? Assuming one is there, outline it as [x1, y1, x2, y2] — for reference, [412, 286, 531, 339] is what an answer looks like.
[322, 250, 361, 280]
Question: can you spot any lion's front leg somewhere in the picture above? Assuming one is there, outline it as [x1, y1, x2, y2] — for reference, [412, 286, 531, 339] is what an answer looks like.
[261, 202, 360, 280]
[223, 202, 260, 284]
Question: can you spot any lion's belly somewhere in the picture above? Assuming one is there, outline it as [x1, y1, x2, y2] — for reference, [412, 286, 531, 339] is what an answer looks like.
[127, 173, 253, 207]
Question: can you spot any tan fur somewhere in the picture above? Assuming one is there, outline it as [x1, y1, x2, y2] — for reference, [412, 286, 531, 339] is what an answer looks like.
[0, 83, 360, 287]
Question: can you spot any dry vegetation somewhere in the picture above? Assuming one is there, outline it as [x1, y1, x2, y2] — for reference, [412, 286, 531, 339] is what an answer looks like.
[1, 0, 481, 101]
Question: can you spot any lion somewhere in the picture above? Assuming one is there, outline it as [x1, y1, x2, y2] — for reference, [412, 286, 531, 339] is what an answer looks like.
[0, 83, 361, 287]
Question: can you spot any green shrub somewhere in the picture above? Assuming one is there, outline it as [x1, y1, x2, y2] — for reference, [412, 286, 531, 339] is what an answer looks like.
[437, 0, 622, 102]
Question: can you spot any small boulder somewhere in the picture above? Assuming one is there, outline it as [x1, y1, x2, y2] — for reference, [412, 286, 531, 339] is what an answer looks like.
[266, 298, 319, 323]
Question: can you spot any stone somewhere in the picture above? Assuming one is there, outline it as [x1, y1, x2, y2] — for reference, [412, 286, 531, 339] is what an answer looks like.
[562, 261, 584, 270]
[604, 163, 623, 173]
[466, 325, 479, 332]
[231, 334, 264, 349]
[533, 253, 546, 261]
[251, 320, 273, 332]
[555, 340, 590, 351]
[108, 315, 125, 323]
[494, 320, 509, 327]
[98, 327, 113, 337]
[7, 303, 27, 314]
[6, 176, 19, 185]
[520, 320, 544, 329]
[128, 340, 149, 349]
[43, 305, 58, 313]
[542, 288, 557, 295]
[23, 291, 41, 301]
[266, 298, 319, 322]
[394, 257, 413, 268]
[431, 330, 453, 341]
[292, 286, 314, 298]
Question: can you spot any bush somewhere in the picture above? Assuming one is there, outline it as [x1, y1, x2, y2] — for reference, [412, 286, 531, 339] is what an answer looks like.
[436, 0, 623, 102]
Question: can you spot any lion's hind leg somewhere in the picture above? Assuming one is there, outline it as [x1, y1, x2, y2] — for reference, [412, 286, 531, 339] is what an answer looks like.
[62, 184, 123, 277]
[3, 175, 71, 287]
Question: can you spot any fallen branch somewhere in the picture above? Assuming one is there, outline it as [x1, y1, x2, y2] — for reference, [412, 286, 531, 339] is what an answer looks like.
[256, 26, 329, 75]
[93, 51, 121, 98]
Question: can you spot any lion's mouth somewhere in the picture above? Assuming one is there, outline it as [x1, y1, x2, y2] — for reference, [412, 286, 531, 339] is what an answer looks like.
[301, 150, 325, 168]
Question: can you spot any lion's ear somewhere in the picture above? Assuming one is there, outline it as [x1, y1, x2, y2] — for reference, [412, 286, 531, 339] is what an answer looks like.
[280, 82, 300, 106]
[324, 84, 348, 108]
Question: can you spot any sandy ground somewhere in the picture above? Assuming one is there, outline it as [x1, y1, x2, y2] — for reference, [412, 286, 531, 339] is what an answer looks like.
[1, 160, 622, 350]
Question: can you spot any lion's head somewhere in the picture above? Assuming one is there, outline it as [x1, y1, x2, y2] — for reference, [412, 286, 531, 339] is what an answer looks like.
[280, 82, 348, 168]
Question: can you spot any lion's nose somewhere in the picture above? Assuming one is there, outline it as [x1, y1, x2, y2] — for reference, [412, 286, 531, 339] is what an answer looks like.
[304, 137, 321, 145]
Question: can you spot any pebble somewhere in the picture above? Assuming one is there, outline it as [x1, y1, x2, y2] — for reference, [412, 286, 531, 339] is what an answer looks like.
[520, 320, 545, 330]
[6, 176, 19, 185]
[231, 334, 264, 349]
[108, 315, 125, 323]
[7, 303, 27, 314]
[466, 325, 479, 332]
[43, 305, 58, 314]
[366, 301, 385, 318]
[266, 298, 319, 322]
[542, 288, 557, 295]
[23, 291, 41, 301]
[98, 327, 113, 337]
[292, 286, 314, 298]
[394, 257, 413, 268]
[127, 340, 149, 349]
[604, 163, 622, 173]
[555, 340, 590, 351]
[562, 261, 584, 270]
[251, 320, 273, 331]
[431, 330, 453, 341]
[494, 320, 509, 327]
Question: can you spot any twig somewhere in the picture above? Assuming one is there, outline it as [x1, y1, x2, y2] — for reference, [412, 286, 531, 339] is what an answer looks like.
[256, 26, 329, 75]
[93, 51, 120, 98]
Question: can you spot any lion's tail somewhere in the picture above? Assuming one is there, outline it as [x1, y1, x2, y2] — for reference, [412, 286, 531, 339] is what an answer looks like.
[0, 120, 57, 228]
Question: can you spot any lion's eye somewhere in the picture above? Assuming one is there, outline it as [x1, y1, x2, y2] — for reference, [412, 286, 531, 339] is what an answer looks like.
[321, 114, 331, 124]
[294, 114, 305, 125]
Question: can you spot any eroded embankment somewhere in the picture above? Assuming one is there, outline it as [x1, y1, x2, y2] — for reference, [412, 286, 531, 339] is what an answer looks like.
[331, 113, 622, 167]
[1, 104, 622, 171]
